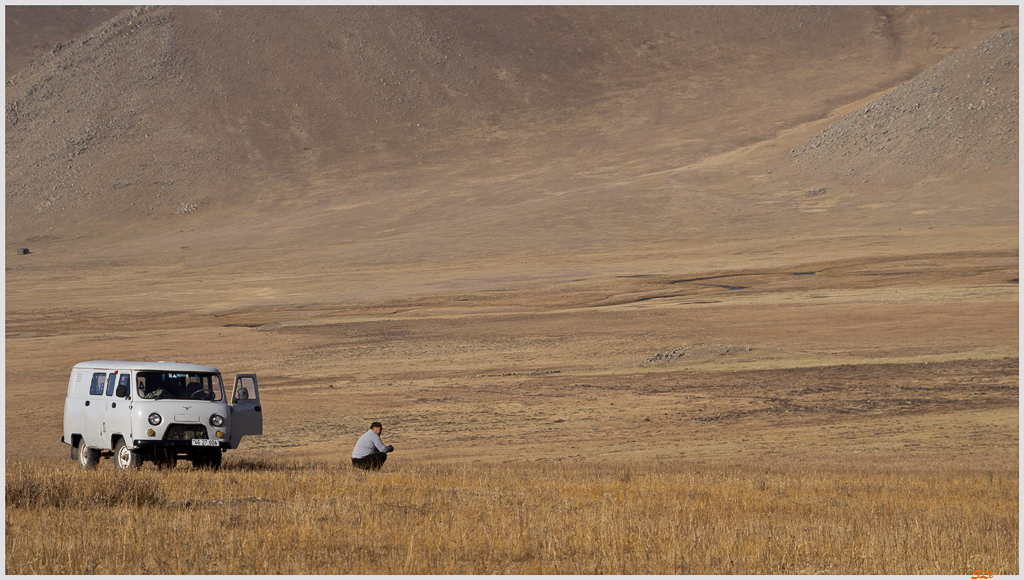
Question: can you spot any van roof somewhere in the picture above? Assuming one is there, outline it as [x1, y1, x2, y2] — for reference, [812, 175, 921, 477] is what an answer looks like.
[73, 360, 220, 373]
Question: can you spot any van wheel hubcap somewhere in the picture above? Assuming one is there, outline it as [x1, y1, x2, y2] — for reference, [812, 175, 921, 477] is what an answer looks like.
[117, 446, 132, 467]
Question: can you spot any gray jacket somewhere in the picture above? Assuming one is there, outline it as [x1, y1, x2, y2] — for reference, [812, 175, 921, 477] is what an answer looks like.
[352, 429, 391, 458]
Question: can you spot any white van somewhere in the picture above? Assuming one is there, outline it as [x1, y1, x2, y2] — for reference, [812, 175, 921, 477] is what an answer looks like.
[62, 360, 263, 470]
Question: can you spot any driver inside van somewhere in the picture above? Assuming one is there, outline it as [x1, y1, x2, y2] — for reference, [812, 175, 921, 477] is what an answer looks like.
[138, 376, 174, 400]
[138, 377, 160, 399]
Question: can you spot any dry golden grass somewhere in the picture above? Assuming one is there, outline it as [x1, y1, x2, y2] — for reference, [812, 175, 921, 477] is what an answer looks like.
[6, 456, 1016, 575]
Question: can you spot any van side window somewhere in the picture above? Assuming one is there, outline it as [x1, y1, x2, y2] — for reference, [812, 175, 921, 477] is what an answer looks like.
[105, 374, 118, 396]
[118, 373, 131, 396]
[89, 373, 107, 396]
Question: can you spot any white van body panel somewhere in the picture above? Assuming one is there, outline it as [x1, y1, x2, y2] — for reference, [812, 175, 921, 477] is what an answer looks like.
[63, 370, 86, 436]
[63, 361, 263, 469]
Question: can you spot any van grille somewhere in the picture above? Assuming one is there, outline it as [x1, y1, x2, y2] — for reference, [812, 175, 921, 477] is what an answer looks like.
[163, 424, 209, 440]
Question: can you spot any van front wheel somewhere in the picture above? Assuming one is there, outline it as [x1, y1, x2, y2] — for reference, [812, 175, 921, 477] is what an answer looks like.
[153, 449, 177, 470]
[191, 450, 222, 470]
[114, 439, 143, 470]
[76, 439, 99, 470]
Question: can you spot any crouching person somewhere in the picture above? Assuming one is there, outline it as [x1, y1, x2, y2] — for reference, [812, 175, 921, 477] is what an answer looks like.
[351, 421, 394, 470]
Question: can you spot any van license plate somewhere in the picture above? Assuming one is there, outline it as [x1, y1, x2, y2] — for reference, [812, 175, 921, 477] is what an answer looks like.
[191, 439, 219, 447]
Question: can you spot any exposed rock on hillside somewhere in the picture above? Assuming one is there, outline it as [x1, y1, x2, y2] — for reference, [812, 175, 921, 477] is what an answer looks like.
[791, 27, 1018, 183]
[4, 5, 126, 79]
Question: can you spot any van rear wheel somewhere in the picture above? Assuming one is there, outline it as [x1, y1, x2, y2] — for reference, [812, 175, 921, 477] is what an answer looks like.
[76, 439, 99, 470]
[114, 439, 143, 470]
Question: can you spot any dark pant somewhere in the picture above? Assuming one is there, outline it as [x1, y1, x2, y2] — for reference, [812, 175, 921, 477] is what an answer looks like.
[352, 451, 388, 470]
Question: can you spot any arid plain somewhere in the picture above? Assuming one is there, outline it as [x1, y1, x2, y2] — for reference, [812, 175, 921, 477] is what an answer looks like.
[4, 6, 1019, 574]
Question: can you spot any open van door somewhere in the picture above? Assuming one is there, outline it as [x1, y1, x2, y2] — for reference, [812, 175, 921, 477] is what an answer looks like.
[228, 374, 263, 449]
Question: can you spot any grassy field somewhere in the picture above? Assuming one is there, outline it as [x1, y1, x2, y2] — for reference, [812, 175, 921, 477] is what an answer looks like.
[6, 456, 1017, 575]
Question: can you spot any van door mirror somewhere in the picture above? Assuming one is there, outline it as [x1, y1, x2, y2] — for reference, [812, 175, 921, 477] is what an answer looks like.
[116, 373, 131, 398]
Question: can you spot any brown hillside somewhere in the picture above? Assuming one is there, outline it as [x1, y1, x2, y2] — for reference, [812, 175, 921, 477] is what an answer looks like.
[4, 5, 125, 79]
[5, 5, 1017, 249]
[792, 27, 1018, 183]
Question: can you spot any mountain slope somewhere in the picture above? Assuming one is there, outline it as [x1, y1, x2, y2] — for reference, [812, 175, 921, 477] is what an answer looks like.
[792, 27, 1018, 183]
[6, 6, 1015, 251]
[4, 5, 125, 78]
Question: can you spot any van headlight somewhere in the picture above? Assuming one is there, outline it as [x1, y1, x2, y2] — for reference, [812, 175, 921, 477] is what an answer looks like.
[210, 414, 225, 427]
[148, 413, 162, 426]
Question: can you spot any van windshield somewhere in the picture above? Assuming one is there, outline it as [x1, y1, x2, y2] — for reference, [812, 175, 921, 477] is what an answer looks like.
[136, 372, 224, 401]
